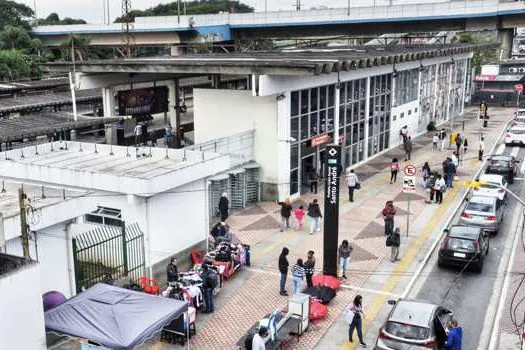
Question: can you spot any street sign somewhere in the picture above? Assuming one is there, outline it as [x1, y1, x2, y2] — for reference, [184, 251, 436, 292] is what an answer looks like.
[323, 144, 341, 277]
[404, 164, 416, 176]
[516, 84, 524, 94]
[403, 176, 416, 193]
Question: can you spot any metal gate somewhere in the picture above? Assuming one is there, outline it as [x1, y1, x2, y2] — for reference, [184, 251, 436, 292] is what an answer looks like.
[72, 222, 145, 293]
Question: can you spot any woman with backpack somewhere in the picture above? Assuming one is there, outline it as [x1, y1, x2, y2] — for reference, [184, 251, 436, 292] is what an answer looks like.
[390, 158, 400, 184]
[307, 199, 322, 234]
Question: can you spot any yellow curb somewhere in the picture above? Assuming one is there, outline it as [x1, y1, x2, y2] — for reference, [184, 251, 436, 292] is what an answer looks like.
[341, 185, 460, 350]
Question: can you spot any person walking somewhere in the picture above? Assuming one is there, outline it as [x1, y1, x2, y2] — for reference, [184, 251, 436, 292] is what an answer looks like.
[201, 264, 218, 313]
[400, 125, 409, 143]
[422, 162, 431, 182]
[294, 205, 306, 231]
[304, 251, 316, 288]
[307, 199, 322, 234]
[434, 174, 446, 204]
[389, 228, 401, 262]
[478, 137, 485, 161]
[338, 240, 353, 279]
[308, 168, 319, 194]
[382, 201, 397, 236]
[445, 319, 463, 350]
[277, 198, 293, 232]
[403, 136, 413, 161]
[166, 257, 179, 284]
[440, 129, 447, 151]
[218, 192, 229, 222]
[390, 158, 400, 184]
[432, 133, 439, 151]
[463, 137, 468, 154]
[134, 122, 142, 147]
[141, 121, 148, 146]
[442, 158, 455, 189]
[291, 258, 305, 294]
[347, 295, 367, 347]
[278, 247, 290, 296]
[346, 169, 359, 202]
[455, 133, 463, 155]
[164, 123, 173, 148]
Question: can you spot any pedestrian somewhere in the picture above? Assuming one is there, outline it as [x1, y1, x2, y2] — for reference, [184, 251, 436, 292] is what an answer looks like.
[278, 247, 289, 296]
[291, 258, 305, 294]
[403, 136, 413, 161]
[388, 227, 401, 262]
[478, 137, 485, 161]
[304, 250, 316, 288]
[166, 257, 179, 283]
[277, 198, 293, 232]
[294, 205, 306, 231]
[201, 264, 218, 313]
[382, 200, 397, 236]
[455, 133, 463, 155]
[141, 121, 148, 145]
[400, 125, 409, 143]
[134, 122, 142, 147]
[440, 129, 447, 151]
[346, 169, 359, 202]
[307, 199, 322, 234]
[347, 295, 367, 347]
[164, 123, 173, 147]
[463, 137, 468, 154]
[432, 133, 439, 151]
[422, 162, 431, 182]
[390, 158, 399, 184]
[252, 326, 269, 350]
[434, 174, 446, 204]
[427, 172, 437, 202]
[451, 152, 459, 171]
[218, 192, 229, 222]
[338, 240, 353, 279]
[444, 319, 463, 350]
[308, 168, 319, 194]
[442, 157, 455, 189]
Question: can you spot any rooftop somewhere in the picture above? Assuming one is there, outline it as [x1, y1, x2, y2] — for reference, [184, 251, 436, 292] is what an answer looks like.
[47, 44, 488, 76]
[0, 89, 101, 114]
[0, 141, 231, 195]
[0, 77, 68, 94]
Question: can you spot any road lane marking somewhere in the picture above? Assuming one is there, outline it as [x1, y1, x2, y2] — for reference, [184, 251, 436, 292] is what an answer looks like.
[521, 160, 525, 175]
[514, 177, 524, 181]
[511, 146, 520, 158]
[496, 144, 506, 155]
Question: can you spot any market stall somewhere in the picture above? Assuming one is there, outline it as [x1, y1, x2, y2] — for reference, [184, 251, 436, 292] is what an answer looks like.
[45, 283, 190, 350]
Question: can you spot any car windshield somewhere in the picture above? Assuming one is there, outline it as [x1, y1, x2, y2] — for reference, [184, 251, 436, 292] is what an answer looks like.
[447, 238, 476, 252]
[385, 322, 429, 340]
[466, 202, 493, 212]
[479, 182, 500, 189]
[490, 160, 510, 167]
[510, 129, 525, 135]
[517, 111, 525, 117]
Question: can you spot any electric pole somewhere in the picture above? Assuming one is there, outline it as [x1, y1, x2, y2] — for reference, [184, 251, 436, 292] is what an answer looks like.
[121, 0, 135, 58]
[19, 186, 30, 259]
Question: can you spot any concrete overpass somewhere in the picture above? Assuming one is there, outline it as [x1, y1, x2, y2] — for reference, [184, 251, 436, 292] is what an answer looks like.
[33, 0, 525, 52]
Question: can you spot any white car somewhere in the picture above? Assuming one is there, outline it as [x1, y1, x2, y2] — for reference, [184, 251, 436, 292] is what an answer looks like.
[471, 174, 507, 201]
[505, 125, 525, 146]
[511, 109, 525, 126]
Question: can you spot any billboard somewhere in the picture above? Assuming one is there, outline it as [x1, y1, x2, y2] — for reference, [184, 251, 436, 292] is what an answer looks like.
[117, 86, 169, 116]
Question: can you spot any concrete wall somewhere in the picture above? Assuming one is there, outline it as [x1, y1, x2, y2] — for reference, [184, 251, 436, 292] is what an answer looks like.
[0, 261, 46, 350]
[390, 100, 421, 147]
[194, 89, 279, 187]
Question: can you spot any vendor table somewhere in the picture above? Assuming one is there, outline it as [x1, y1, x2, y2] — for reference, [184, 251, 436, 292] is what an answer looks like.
[236, 312, 302, 349]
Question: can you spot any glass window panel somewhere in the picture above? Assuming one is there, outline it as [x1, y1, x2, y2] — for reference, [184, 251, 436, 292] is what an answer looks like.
[320, 86, 327, 108]
[339, 106, 345, 127]
[358, 140, 364, 160]
[385, 132, 390, 149]
[300, 114, 309, 140]
[310, 111, 318, 136]
[328, 85, 335, 107]
[339, 84, 345, 104]
[347, 81, 354, 103]
[352, 122, 358, 145]
[291, 117, 299, 141]
[359, 121, 365, 141]
[346, 124, 352, 146]
[310, 88, 318, 112]
[352, 103, 359, 123]
[327, 108, 334, 131]
[301, 141, 316, 157]
[290, 144, 299, 169]
[301, 90, 309, 114]
[339, 128, 344, 144]
[360, 100, 366, 120]
[352, 144, 358, 165]
[291, 91, 299, 117]
[319, 110, 326, 133]
[379, 132, 385, 151]
[290, 169, 298, 195]
[368, 137, 373, 157]
[368, 117, 373, 136]
[345, 146, 352, 166]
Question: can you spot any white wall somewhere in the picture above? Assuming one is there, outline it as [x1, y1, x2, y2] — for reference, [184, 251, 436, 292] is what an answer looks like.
[390, 100, 421, 147]
[0, 261, 46, 350]
[194, 89, 279, 184]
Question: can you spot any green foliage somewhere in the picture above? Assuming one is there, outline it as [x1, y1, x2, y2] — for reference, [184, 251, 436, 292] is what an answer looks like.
[453, 31, 499, 74]
[0, 25, 31, 49]
[0, 0, 34, 31]
[0, 49, 42, 81]
[114, 0, 254, 22]
[59, 34, 91, 61]
[37, 12, 87, 25]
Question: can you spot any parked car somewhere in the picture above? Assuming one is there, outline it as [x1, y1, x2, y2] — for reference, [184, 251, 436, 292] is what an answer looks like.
[438, 225, 489, 272]
[375, 299, 452, 350]
[512, 109, 525, 126]
[459, 195, 504, 234]
[471, 174, 507, 201]
[505, 125, 525, 146]
[485, 154, 518, 183]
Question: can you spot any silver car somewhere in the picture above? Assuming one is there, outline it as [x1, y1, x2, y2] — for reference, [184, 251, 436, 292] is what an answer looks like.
[459, 195, 504, 233]
[375, 299, 452, 350]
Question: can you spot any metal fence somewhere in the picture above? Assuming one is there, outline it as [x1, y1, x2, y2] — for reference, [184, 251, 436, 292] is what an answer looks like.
[72, 222, 145, 293]
[187, 130, 254, 167]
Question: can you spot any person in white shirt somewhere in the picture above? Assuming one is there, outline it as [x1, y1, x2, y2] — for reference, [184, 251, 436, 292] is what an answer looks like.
[134, 123, 142, 147]
[252, 327, 269, 350]
[346, 169, 359, 202]
[432, 133, 439, 151]
[434, 175, 446, 204]
[478, 137, 485, 161]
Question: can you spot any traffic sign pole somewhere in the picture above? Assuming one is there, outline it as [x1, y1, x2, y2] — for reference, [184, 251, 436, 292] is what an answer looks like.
[515, 84, 523, 117]
[403, 165, 416, 238]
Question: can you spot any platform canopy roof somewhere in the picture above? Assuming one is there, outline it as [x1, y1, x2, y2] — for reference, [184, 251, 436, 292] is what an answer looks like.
[47, 44, 490, 76]
[0, 77, 68, 94]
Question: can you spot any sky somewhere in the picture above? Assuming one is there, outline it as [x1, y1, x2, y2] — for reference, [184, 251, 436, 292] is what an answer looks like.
[21, 0, 399, 24]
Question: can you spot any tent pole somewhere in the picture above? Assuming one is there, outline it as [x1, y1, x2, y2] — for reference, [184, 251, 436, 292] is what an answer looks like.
[186, 310, 190, 349]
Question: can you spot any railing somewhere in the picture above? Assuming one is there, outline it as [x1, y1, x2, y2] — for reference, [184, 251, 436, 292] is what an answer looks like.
[186, 130, 254, 167]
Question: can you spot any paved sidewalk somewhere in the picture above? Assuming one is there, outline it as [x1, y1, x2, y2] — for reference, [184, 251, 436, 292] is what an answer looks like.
[152, 107, 510, 350]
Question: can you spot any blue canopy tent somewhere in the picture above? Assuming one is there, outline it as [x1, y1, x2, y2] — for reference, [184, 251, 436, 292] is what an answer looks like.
[45, 283, 189, 350]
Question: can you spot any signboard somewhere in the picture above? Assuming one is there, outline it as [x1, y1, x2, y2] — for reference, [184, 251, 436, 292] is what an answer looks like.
[117, 86, 169, 116]
[403, 176, 416, 193]
[516, 84, 524, 94]
[480, 64, 500, 76]
[404, 164, 416, 176]
[309, 133, 331, 148]
[323, 144, 341, 277]
[474, 75, 496, 82]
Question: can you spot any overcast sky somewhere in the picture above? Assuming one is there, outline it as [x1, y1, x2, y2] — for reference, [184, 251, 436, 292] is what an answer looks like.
[20, 0, 400, 24]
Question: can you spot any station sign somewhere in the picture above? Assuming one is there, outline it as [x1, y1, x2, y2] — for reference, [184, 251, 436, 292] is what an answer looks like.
[309, 133, 331, 147]
[323, 144, 341, 277]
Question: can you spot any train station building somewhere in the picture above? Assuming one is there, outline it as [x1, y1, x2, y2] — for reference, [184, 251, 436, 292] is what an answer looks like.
[49, 44, 481, 201]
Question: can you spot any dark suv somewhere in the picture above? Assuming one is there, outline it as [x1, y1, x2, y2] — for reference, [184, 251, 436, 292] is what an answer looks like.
[438, 225, 489, 273]
[485, 155, 519, 183]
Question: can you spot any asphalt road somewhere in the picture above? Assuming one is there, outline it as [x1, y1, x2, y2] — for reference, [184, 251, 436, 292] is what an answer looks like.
[415, 144, 525, 350]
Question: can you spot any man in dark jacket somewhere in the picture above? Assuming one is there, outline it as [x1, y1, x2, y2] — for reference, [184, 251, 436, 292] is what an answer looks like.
[278, 247, 290, 296]
[382, 201, 397, 236]
[166, 258, 178, 283]
[442, 158, 456, 189]
[201, 264, 218, 313]
[404, 136, 413, 161]
[307, 199, 323, 234]
[218, 192, 229, 221]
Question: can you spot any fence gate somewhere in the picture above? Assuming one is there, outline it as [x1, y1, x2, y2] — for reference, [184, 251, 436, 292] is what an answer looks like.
[72, 222, 145, 293]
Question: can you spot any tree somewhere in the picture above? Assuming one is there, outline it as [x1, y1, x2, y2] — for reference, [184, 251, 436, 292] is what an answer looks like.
[0, 25, 31, 49]
[37, 12, 87, 26]
[0, 49, 41, 81]
[0, 0, 34, 31]
[453, 31, 499, 74]
[60, 34, 91, 61]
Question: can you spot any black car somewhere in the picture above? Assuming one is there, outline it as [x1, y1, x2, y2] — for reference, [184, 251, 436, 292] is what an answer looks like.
[485, 155, 519, 183]
[438, 225, 489, 273]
